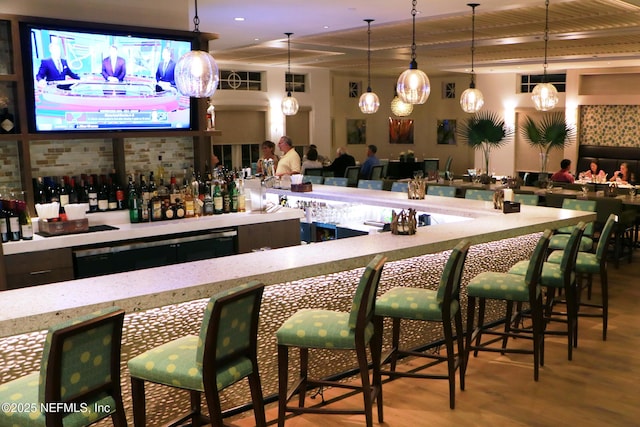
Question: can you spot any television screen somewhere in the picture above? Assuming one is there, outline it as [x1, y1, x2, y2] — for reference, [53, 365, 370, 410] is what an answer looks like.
[21, 23, 194, 132]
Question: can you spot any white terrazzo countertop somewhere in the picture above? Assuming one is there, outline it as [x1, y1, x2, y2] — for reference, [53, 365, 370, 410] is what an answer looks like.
[0, 186, 594, 338]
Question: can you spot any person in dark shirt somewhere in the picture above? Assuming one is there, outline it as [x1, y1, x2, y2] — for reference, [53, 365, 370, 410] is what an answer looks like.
[35, 43, 80, 86]
[324, 147, 355, 177]
[550, 158, 575, 183]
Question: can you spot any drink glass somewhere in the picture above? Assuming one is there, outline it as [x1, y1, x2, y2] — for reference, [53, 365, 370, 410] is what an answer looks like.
[630, 186, 636, 199]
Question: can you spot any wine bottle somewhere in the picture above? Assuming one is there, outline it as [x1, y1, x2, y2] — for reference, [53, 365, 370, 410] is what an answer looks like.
[98, 178, 109, 212]
[88, 176, 98, 212]
[68, 177, 78, 204]
[0, 200, 9, 243]
[107, 177, 118, 210]
[212, 183, 223, 215]
[17, 200, 33, 240]
[128, 175, 140, 223]
[59, 176, 69, 207]
[8, 200, 20, 241]
[229, 180, 238, 213]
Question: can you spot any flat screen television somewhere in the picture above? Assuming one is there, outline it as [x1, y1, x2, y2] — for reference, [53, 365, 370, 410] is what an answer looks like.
[21, 21, 195, 132]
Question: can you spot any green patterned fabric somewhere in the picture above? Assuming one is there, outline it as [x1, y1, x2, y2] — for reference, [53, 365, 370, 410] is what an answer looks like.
[596, 214, 617, 260]
[305, 175, 323, 184]
[548, 250, 600, 274]
[128, 281, 262, 393]
[427, 186, 456, 197]
[508, 260, 574, 289]
[548, 234, 593, 252]
[557, 199, 596, 236]
[464, 189, 494, 201]
[0, 307, 122, 427]
[358, 180, 383, 190]
[324, 177, 348, 186]
[391, 181, 409, 192]
[514, 194, 539, 206]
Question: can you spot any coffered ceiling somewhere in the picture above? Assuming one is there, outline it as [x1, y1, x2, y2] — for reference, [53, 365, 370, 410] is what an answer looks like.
[198, 0, 640, 77]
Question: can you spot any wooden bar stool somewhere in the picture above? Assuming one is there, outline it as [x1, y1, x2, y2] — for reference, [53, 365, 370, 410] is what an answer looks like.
[0, 307, 127, 427]
[374, 241, 470, 409]
[128, 281, 266, 427]
[275, 255, 387, 427]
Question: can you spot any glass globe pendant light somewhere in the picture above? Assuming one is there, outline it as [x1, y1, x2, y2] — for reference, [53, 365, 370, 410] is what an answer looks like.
[359, 19, 380, 114]
[460, 3, 484, 113]
[390, 88, 414, 117]
[281, 32, 299, 116]
[531, 0, 558, 111]
[396, 0, 430, 105]
[175, 0, 219, 98]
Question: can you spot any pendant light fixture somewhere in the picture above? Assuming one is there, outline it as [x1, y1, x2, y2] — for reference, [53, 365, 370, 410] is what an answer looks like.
[390, 87, 414, 116]
[396, 0, 430, 105]
[174, 0, 219, 98]
[359, 19, 380, 114]
[531, 0, 558, 111]
[281, 32, 299, 116]
[460, 3, 484, 113]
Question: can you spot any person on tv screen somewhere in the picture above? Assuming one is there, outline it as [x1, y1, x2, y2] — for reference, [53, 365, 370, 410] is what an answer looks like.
[102, 45, 126, 82]
[155, 47, 176, 90]
[35, 42, 80, 85]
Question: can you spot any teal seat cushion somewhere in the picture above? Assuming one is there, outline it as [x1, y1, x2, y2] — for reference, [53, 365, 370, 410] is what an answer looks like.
[508, 260, 572, 289]
[549, 234, 593, 251]
[467, 271, 533, 302]
[547, 250, 600, 274]
[375, 287, 459, 321]
[128, 335, 253, 392]
[0, 372, 117, 427]
[276, 309, 373, 350]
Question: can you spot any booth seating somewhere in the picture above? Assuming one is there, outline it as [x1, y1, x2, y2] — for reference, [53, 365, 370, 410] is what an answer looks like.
[577, 145, 640, 181]
[129, 282, 266, 427]
[0, 307, 127, 427]
[276, 255, 387, 427]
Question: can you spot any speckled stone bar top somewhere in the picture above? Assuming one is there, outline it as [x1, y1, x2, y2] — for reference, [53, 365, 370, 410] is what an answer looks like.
[0, 186, 594, 338]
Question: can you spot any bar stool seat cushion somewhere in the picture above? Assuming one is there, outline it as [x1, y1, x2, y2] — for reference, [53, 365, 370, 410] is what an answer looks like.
[276, 309, 373, 350]
[508, 260, 574, 289]
[376, 287, 458, 322]
[128, 335, 254, 392]
[467, 272, 535, 302]
[548, 234, 593, 251]
[547, 250, 599, 273]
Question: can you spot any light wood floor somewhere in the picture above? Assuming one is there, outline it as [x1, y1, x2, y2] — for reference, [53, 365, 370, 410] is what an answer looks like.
[231, 257, 640, 427]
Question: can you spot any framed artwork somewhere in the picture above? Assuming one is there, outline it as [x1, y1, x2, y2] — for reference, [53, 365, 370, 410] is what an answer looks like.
[347, 119, 366, 144]
[389, 118, 414, 144]
[437, 119, 457, 145]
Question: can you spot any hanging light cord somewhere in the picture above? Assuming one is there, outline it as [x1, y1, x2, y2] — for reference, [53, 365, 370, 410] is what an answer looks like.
[469, 3, 478, 87]
[542, 0, 550, 80]
[193, 0, 201, 33]
[409, 0, 418, 69]
[285, 32, 293, 95]
[365, 19, 374, 91]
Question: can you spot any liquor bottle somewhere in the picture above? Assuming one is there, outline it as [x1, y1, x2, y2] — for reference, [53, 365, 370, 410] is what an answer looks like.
[87, 176, 98, 212]
[68, 177, 78, 204]
[206, 102, 215, 130]
[148, 171, 157, 197]
[150, 193, 163, 221]
[184, 179, 195, 218]
[212, 183, 223, 215]
[114, 174, 125, 210]
[140, 174, 150, 208]
[0, 200, 9, 243]
[59, 176, 69, 207]
[203, 184, 214, 216]
[222, 181, 230, 214]
[127, 175, 140, 223]
[175, 198, 185, 219]
[229, 180, 238, 213]
[169, 173, 180, 205]
[157, 155, 165, 187]
[237, 178, 246, 212]
[7, 200, 20, 241]
[0, 108, 15, 134]
[17, 200, 33, 240]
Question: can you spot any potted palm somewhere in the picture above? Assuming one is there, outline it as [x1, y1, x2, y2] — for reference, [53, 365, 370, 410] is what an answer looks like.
[458, 111, 511, 182]
[520, 112, 574, 175]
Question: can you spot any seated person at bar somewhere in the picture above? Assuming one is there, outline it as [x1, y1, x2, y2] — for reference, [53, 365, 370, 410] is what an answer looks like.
[582, 160, 606, 181]
[303, 144, 328, 165]
[256, 140, 279, 176]
[324, 147, 355, 177]
[275, 136, 301, 176]
[610, 162, 634, 185]
[301, 147, 323, 174]
[550, 158, 575, 183]
[359, 144, 380, 179]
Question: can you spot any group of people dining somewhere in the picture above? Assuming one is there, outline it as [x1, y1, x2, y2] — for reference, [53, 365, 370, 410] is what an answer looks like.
[551, 158, 635, 185]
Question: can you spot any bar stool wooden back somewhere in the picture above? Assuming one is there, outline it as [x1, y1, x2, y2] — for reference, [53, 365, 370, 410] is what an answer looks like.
[128, 281, 266, 427]
[464, 230, 552, 381]
[0, 307, 127, 427]
[374, 240, 470, 409]
[275, 255, 387, 427]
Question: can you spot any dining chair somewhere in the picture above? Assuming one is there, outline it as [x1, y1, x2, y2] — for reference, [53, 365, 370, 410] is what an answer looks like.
[304, 167, 323, 176]
[276, 255, 387, 427]
[0, 307, 127, 427]
[128, 281, 266, 427]
[358, 179, 383, 190]
[370, 165, 384, 180]
[324, 177, 348, 186]
[427, 185, 457, 198]
[464, 230, 552, 381]
[390, 181, 409, 193]
[374, 241, 470, 409]
[345, 166, 361, 187]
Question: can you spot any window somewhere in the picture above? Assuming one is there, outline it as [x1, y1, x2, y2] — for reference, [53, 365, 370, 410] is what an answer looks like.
[520, 73, 566, 93]
[219, 70, 263, 91]
[286, 73, 306, 93]
[241, 144, 261, 168]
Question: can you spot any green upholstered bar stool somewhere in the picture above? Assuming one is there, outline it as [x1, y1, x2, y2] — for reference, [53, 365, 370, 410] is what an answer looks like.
[304, 175, 324, 185]
[275, 255, 387, 427]
[464, 230, 552, 381]
[514, 193, 539, 206]
[547, 214, 616, 341]
[548, 199, 596, 252]
[128, 281, 266, 427]
[427, 185, 456, 197]
[390, 181, 409, 192]
[358, 180, 384, 190]
[374, 241, 470, 409]
[0, 307, 127, 427]
[508, 223, 585, 361]
[464, 189, 494, 201]
[324, 177, 348, 187]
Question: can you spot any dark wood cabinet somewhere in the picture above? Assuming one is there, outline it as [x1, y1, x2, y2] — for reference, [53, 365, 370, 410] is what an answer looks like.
[4, 248, 74, 289]
[237, 219, 300, 253]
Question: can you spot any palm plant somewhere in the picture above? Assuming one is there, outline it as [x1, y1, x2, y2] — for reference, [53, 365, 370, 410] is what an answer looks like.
[520, 112, 574, 173]
[458, 111, 512, 176]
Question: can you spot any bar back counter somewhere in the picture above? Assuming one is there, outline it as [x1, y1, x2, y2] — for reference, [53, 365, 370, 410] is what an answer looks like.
[0, 185, 595, 425]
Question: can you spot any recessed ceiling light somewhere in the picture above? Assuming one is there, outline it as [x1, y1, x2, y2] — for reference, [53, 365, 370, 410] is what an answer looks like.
[234, 17, 245, 21]
[323, 25, 330, 29]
